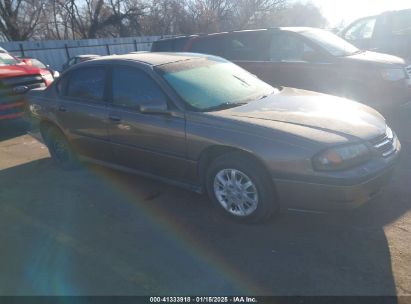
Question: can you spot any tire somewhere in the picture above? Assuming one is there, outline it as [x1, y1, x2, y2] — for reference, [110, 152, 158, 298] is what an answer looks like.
[43, 126, 79, 170]
[206, 152, 278, 223]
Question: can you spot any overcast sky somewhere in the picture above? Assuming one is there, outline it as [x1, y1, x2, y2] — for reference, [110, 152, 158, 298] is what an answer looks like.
[305, 0, 411, 27]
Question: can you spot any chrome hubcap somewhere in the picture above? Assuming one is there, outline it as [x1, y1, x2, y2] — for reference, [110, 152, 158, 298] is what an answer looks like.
[213, 169, 258, 217]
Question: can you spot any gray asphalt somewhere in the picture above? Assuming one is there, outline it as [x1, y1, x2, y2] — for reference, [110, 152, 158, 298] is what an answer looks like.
[0, 112, 410, 296]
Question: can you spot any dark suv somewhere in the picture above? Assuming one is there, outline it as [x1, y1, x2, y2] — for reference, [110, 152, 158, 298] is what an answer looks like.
[151, 28, 411, 109]
[341, 9, 411, 61]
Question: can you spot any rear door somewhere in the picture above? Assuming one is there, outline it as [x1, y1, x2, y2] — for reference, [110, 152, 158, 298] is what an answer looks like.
[55, 66, 112, 161]
[106, 65, 188, 181]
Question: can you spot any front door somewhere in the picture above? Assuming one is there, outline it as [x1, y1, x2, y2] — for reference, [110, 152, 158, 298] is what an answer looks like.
[107, 66, 188, 182]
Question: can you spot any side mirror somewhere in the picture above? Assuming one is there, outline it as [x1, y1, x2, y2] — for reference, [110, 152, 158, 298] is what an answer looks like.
[139, 100, 169, 114]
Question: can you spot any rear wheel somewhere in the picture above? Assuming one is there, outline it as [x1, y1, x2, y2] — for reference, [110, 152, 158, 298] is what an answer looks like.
[206, 153, 278, 223]
[43, 126, 79, 170]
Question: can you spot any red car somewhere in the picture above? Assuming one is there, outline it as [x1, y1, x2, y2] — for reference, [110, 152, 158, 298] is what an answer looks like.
[19, 57, 60, 79]
[0, 52, 54, 120]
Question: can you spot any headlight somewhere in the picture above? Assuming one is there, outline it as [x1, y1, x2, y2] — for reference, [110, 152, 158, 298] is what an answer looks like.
[42, 72, 54, 85]
[381, 68, 406, 81]
[386, 126, 394, 140]
[313, 143, 370, 171]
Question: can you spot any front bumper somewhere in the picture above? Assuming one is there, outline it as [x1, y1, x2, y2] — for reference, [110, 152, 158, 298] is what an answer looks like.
[274, 165, 395, 210]
[0, 96, 26, 120]
[274, 136, 401, 211]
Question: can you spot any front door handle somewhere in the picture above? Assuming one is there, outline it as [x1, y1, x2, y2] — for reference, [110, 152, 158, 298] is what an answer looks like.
[58, 105, 67, 112]
[109, 115, 121, 122]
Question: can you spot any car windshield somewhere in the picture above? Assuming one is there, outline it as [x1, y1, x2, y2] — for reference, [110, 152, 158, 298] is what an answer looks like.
[0, 53, 20, 66]
[157, 57, 276, 111]
[300, 29, 359, 57]
[30, 59, 47, 69]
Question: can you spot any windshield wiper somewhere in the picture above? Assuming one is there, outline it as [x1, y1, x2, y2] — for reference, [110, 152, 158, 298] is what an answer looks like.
[257, 90, 277, 100]
[233, 75, 251, 86]
[203, 102, 248, 112]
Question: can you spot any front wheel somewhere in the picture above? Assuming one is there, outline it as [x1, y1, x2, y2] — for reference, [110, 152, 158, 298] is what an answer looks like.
[206, 153, 278, 223]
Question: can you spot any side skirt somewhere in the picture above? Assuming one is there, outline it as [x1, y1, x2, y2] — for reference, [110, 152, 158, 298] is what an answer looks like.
[79, 155, 204, 194]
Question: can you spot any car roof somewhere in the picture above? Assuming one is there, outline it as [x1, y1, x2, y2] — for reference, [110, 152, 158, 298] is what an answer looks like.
[91, 52, 210, 66]
[273, 27, 322, 33]
[152, 27, 322, 42]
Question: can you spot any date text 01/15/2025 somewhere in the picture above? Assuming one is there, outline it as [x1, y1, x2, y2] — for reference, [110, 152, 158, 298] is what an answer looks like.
[149, 296, 258, 303]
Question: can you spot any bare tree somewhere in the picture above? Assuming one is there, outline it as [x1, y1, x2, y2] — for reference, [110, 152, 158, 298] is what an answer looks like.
[186, 0, 233, 33]
[0, 0, 46, 41]
[230, 0, 286, 29]
[268, 1, 328, 28]
[0, 0, 328, 40]
[140, 0, 188, 35]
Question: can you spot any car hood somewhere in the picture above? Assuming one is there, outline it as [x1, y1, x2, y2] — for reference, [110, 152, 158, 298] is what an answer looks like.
[0, 64, 43, 78]
[216, 88, 387, 141]
[343, 50, 405, 67]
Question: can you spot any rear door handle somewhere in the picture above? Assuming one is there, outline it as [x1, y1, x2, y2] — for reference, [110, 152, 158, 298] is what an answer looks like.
[58, 105, 67, 112]
[109, 115, 121, 122]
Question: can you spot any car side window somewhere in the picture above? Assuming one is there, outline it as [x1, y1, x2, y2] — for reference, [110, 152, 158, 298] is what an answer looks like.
[172, 37, 190, 51]
[65, 67, 106, 102]
[111, 67, 167, 109]
[31, 59, 47, 69]
[68, 57, 76, 66]
[190, 37, 224, 56]
[269, 33, 315, 62]
[345, 17, 377, 40]
[221, 32, 269, 61]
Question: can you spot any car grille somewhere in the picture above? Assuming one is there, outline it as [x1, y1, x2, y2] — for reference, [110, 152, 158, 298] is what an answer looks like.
[0, 75, 45, 99]
[370, 132, 395, 158]
[406, 65, 411, 79]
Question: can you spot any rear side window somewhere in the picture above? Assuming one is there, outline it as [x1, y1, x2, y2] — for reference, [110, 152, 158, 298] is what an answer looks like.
[151, 38, 189, 52]
[111, 67, 167, 109]
[173, 37, 190, 51]
[151, 40, 172, 52]
[190, 37, 224, 56]
[67, 57, 76, 66]
[189, 32, 269, 61]
[66, 67, 106, 102]
[220, 32, 269, 60]
[270, 33, 315, 62]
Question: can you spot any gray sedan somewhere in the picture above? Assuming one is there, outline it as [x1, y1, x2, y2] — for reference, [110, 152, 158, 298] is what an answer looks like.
[27, 53, 401, 222]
